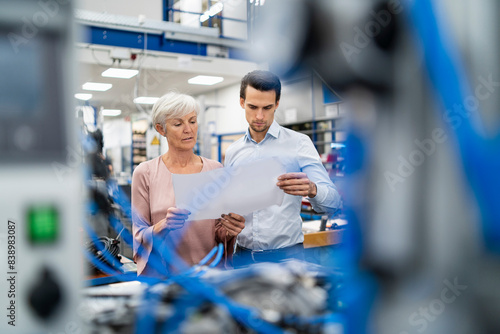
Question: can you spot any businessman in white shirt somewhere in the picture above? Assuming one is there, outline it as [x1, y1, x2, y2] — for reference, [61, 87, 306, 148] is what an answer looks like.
[220, 70, 342, 267]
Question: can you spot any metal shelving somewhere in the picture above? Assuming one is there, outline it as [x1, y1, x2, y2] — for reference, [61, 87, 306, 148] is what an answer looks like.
[283, 117, 345, 155]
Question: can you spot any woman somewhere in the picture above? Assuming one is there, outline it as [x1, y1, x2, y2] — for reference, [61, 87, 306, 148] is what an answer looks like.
[132, 92, 245, 277]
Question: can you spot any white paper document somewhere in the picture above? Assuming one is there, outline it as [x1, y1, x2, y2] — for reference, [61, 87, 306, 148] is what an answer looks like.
[172, 158, 286, 220]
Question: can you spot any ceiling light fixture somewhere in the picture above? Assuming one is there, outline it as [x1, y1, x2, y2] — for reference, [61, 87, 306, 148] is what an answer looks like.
[188, 75, 224, 85]
[82, 82, 113, 91]
[200, 2, 224, 22]
[75, 93, 93, 101]
[133, 96, 160, 105]
[101, 109, 122, 117]
[102, 68, 139, 79]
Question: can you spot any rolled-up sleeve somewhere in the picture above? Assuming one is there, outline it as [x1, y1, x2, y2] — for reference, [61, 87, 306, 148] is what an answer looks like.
[131, 163, 154, 274]
[298, 136, 342, 214]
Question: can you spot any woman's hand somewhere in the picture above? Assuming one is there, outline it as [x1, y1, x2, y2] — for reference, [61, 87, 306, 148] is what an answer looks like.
[153, 207, 190, 234]
[218, 213, 245, 237]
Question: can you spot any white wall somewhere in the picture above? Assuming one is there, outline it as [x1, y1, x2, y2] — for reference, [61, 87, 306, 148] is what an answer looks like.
[179, 0, 202, 27]
[77, 0, 164, 21]
[197, 74, 333, 134]
[222, 0, 247, 40]
[198, 83, 247, 135]
[103, 118, 132, 148]
[102, 118, 132, 174]
[196, 83, 246, 161]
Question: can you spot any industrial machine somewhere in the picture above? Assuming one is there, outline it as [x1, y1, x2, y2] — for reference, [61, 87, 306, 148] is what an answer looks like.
[251, 0, 500, 333]
[0, 0, 83, 333]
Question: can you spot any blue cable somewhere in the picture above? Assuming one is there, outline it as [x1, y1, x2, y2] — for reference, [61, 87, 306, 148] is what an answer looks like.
[134, 286, 161, 334]
[182, 245, 219, 276]
[191, 243, 225, 278]
[208, 243, 224, 268]
[407, 0, 500, 251]
[200, 244, 219, 267]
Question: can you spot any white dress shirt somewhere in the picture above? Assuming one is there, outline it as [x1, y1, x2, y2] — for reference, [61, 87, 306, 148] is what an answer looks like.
[224, 120, 341, 250]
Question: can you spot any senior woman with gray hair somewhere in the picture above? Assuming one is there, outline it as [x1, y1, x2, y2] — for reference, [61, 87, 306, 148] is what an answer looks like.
[132, 92, 244, 277]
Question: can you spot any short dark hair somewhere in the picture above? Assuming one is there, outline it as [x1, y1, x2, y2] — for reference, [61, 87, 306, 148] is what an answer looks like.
[240, 70, 281, 102]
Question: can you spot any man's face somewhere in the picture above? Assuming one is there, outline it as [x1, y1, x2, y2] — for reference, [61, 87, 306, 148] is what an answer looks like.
[240, 86, 279, 136]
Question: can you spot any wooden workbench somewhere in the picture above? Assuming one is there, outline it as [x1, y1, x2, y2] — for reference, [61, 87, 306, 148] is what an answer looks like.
[303, 229, 344, 248]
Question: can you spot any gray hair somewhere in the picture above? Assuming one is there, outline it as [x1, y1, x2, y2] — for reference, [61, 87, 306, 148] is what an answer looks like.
[151, 92, 200, 132]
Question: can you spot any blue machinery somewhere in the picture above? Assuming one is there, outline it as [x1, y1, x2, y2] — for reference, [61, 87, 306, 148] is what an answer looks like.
[247, 0, 500, 332]
[0, 0, 82, 333]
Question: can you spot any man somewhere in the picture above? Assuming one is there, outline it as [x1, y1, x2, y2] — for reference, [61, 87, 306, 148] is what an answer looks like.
[221, 70, 342, 266]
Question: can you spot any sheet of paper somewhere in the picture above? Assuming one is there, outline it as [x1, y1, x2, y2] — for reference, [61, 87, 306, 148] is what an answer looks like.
[172, 158, 286, 220]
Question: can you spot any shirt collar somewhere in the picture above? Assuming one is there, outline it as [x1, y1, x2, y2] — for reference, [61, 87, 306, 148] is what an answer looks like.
[267, 120, 280, 138]
[245, 120, 280, 143]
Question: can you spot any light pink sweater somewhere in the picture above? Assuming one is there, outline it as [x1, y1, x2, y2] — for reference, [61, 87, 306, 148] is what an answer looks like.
[131, 155, 233, 276]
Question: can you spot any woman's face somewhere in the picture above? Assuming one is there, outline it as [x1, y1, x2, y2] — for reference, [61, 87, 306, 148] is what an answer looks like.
[163, 111, 198, 151]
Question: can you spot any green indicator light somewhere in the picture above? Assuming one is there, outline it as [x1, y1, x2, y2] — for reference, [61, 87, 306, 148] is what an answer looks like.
[28, 205, 59, 244]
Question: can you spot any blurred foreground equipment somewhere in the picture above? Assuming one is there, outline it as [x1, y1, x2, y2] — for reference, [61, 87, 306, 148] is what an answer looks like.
[80, 262, 344, 333]
[0, 0, 82, 333]
[252, 0, 500, 333]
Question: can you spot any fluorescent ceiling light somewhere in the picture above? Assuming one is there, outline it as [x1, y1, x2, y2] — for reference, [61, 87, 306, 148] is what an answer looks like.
[200, 2, 223, 22]
[82, 82, 112, 91]
[188, 75, 224, 85]
[75, 93, 92, 101]
[134, 96, 160, 105]
[102, 68, 139, 79]
[101, 109, 122, 117]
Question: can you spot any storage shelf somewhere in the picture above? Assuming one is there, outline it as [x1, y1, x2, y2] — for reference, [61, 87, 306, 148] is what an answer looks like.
[298, 127, 343, 135]
[283, 119, 343, 155]
[132, 130, 147, 170]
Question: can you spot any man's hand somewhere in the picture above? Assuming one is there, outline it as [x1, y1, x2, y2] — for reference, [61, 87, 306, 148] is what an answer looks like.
[153, 207, 190, 234]
[218, 213, 245, 237]
[277, 172, 317, 198]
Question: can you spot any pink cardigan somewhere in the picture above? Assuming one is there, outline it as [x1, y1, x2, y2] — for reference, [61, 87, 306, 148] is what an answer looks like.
[131, 156, 233, 276]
